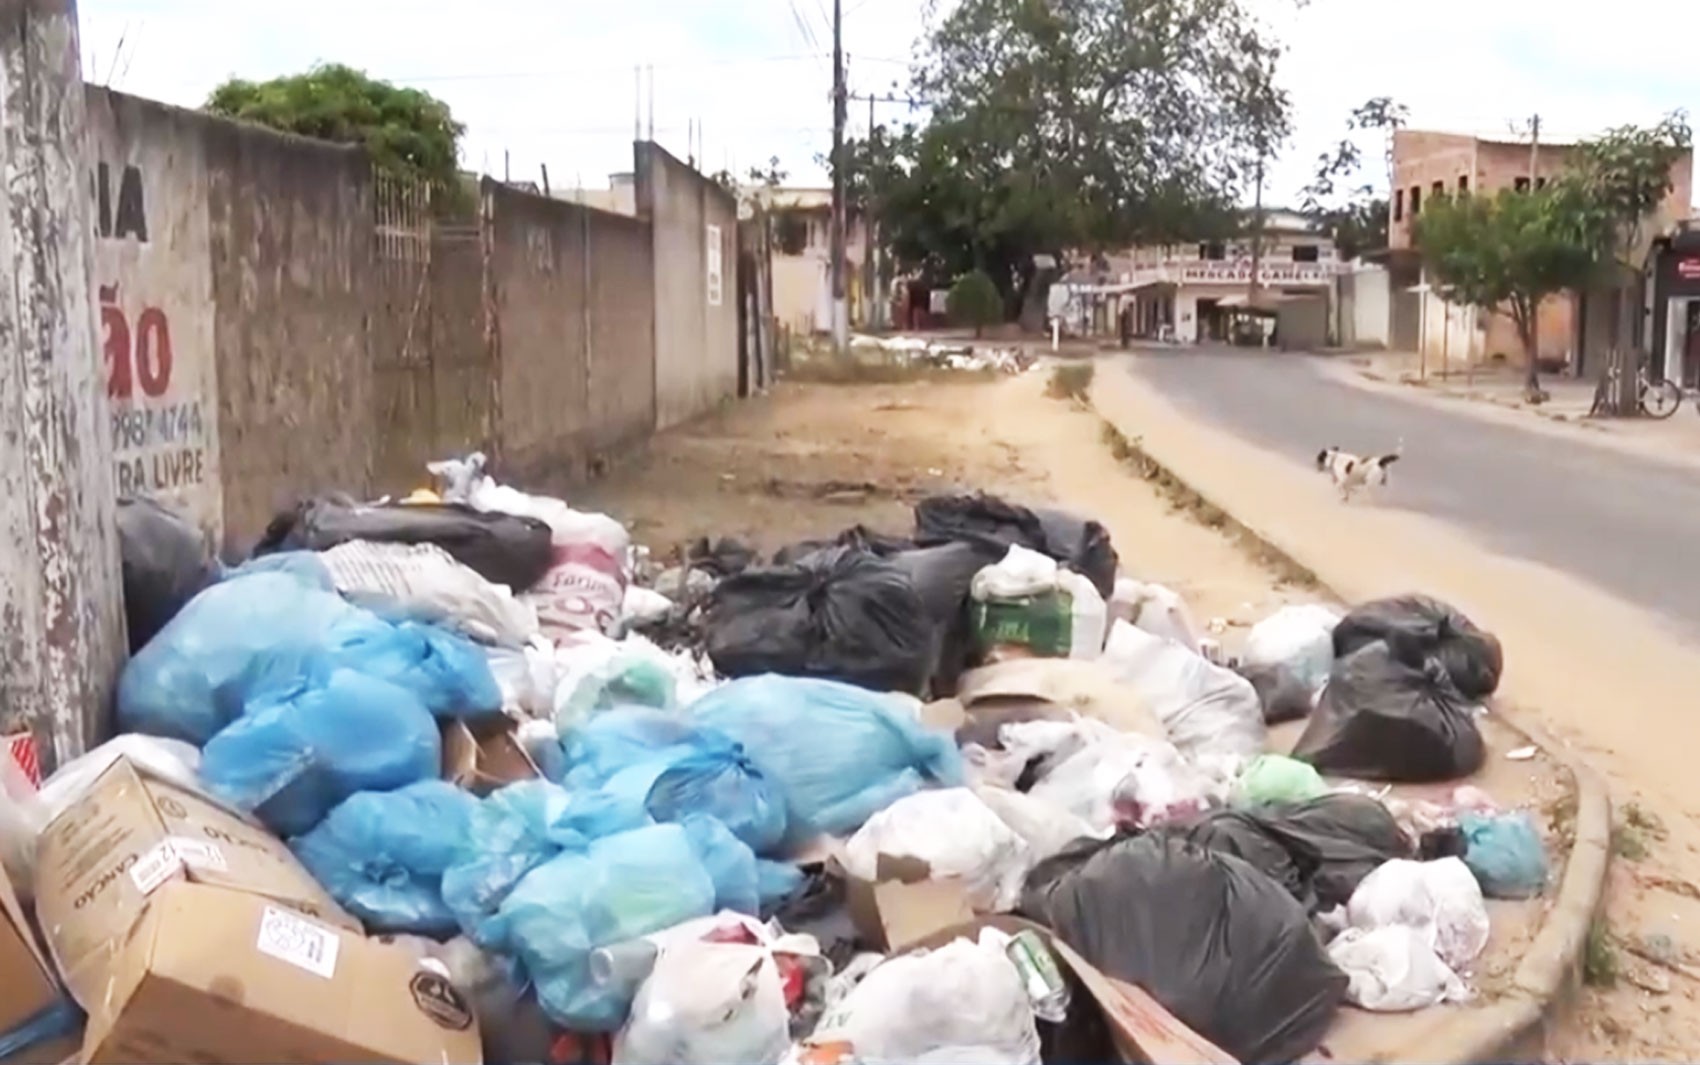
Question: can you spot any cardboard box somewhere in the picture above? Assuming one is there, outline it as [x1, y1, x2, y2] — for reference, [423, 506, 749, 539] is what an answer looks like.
[840, 852, 974, 953]
[32, 758, 356, 1009]
[80, 880, 481, 1065]
[0, 867, 63, 1041]
[441, 718, 540, 796]
[908, 918, 1237, 1065]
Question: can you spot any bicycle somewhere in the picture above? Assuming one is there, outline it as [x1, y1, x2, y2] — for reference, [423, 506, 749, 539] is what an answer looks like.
[1591, 358, 1683, 419]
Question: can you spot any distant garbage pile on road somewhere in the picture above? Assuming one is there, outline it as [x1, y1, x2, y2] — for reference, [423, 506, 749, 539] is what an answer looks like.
[0, 452, 1554, 1064]
[847, 333, 1037, 374]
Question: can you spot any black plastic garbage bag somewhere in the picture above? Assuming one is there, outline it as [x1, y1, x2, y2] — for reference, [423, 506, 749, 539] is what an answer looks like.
[685, 536, 758, 577]
[1236, 661, 1315, 724]
[1292, 641, 1486, 783]
[1021, 833, 1346, 1064]
[252, 498, 553, 592]
[1250, 794, 1412, 912]
[1166, 810, 1312, 905]
[913, 493, 1118, 598]
[888, 540, 1004, 695]
[1332, 594, 1503, 700]
[771, 525, 915, 567]
[117, 497, 222, 653]
[703, 546, 935, 694]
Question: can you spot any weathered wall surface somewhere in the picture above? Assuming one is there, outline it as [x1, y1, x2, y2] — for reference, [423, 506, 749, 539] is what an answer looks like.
[84, 89, 223, 539]
[637, 143, 739, 428]
[203, 118, 375, 550]
[486, 182, 656, 487]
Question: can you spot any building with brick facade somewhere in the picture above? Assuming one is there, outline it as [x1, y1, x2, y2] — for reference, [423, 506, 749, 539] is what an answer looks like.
[1382, 129, 1693, 376]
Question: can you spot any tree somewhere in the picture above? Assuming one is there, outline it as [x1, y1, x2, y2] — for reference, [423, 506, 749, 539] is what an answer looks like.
[947, 269, 1003, 337]
[1550, 113, 1691, 412]
[865, 0, 1293, 312]
[1415, 187, 1595, 400]
[206, 64, 464, 202]
[1300, 96, 1409, 260]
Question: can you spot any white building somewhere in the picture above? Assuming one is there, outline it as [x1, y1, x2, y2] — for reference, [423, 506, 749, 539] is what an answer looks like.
[1054, 209, 1344, 343]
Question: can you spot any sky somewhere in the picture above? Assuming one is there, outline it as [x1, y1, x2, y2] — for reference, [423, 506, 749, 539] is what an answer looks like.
[79, 0, 1700, 210]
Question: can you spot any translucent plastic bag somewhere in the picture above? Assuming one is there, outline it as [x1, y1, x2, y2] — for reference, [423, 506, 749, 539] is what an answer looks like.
[1327, 924, 1470, 1011]
[313, 616, 503, 721]
[291, 781, 480, 935]
[1458, 811, 1548, 899]
[1345, 857, 1489, 971]
[973, 785, 1105, 864]
[319, 540, 541, 647]
[442, 780, 574, 938]
[554, 634, 686, 731]
[199, 669, 442, 837]
[616, 940, 790, 1065]
[1100, 621, 1266, 762]
[118, 570, 364, 744]
[691, 675, 965, 839]
[1243, 605, 1341, 695]
[1111, 579, 1202, 652]
[35, 735, 202, 825]
[480, 817, 743, 1030]
[845, 789, 1032, 912]
[819, 929, 1039, 1065]
[1232, 754, 1328, 808]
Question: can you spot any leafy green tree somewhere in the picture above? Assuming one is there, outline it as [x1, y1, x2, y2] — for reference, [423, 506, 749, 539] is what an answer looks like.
[860, 0, 1292, 312]
[207, 64, 465, 202]
[947, 269, 1003, 337]
[1300, 96, 1409, 260]
[1415, 187, 1595, 400]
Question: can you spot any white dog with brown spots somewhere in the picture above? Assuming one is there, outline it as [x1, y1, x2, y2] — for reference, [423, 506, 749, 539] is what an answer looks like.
[1315, 443, 1402, 502]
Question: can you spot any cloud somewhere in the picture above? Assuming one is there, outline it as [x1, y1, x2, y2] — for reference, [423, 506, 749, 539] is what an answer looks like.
[79, 0, 1695, 207]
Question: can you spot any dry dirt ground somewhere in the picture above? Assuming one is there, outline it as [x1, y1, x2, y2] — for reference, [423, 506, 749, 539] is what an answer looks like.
[575, 368, 1570, 1057]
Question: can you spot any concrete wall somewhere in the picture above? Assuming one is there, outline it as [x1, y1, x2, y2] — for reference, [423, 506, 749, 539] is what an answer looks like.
[202, 116, 375, 548]
[636, 143, 739, 428]
[84, 90, 224, 540]
[486, 181, 655, 487]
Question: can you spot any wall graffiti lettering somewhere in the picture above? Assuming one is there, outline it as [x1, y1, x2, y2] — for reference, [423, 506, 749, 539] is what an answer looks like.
[99, 283, 206, 491]
[91, 161, 148, 242]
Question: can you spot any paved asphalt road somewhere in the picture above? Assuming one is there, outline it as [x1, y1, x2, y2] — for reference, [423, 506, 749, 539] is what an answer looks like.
[1124, 350, 1700, 640]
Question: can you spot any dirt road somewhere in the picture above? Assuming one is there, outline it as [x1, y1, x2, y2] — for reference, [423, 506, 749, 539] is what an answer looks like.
[1094, 360, 1700, 1059]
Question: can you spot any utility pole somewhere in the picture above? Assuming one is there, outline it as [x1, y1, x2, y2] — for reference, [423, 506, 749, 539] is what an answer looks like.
[0, 0, 128, 770]
[863, 92, 878, 332]
[1528, 113, 1541, 185]
[829, 0, 849, 355]
[1248, 153, 1266, 323]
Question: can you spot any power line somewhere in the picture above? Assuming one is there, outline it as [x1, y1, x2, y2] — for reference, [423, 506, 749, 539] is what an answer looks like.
[394, 53, 832, 84]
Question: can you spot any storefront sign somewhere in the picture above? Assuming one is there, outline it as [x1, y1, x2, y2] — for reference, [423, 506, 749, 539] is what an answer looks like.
[1677, 257, 1700, 281]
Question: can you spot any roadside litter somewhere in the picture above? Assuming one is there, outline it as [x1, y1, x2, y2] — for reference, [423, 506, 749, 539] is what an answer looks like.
[0, 458, 1549, 1065]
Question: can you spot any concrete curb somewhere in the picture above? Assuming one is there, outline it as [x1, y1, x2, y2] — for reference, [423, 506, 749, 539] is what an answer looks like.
[1085, 388, 1614, 1065]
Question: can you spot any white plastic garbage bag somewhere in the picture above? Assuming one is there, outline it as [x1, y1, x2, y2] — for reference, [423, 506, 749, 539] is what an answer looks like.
[1099, 621, 1266, 761]
[1346, 857, 1490, 971]
[1242, 604, 1341, 694]
[485, 637, 563, 718]
[319, 540, 540, 647]
[973, 785, 1106, 863]
[1326, 925, 1471, 1012]
[616, 940, 791, 1065]
[1027, 732, 1210, 833]
[970, 545, 1058, 601]
[1111, 579, 1202, 652]
[619, 586, 675, 632]
[969, 548, 1107, 661]
[37, 734, 203, 824]
[845, 788, 1033, 912]
[818, 929, 1040, 1065]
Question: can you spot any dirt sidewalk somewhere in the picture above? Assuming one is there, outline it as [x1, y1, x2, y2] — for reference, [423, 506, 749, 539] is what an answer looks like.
[1093, 361, 1700, 1059]
[575, 368, 1571, 1060]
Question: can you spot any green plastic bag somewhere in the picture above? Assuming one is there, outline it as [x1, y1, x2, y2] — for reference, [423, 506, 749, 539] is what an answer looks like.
[1234, 754, 1328, 807]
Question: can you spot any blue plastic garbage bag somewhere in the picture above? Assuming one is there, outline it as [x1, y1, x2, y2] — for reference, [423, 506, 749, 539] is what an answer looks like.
[222, 551, 336, 590]
[480, 815, 748, 1031]
[316, 616, 502, 720]
[118, 571, 364, 744]
[757, 859, 807, 907]
[200, 668, 441, 837]
[442, 780, 575, 938]
[291, 781, 480, 935]
[561, 708, 702, 789]
[1458, 811, 1548, 899]
[556, 709, 788, 854]
[691, 674, 965, 838]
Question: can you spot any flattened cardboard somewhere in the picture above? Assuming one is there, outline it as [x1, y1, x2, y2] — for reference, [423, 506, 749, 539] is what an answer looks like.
[907, 917, 1237, 1065]
[80, 881, 481, 1065]
[840, 852, 974, 953]
[441, 719, 540, 796]
[32, 758, 356, 1009]
[0, 867, 62, 1040]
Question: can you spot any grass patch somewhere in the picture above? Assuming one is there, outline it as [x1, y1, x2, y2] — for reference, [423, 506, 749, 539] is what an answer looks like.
[1046, 362, 1097, 401]
[1584, 919, 1619, 988]
[1613, 801, 1666, 862]
[782, 357, 997, 385]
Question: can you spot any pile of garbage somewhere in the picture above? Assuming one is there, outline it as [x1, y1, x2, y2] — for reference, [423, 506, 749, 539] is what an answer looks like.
[0, 456, 1552, 1065]
[847, 333, 1036, 374]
